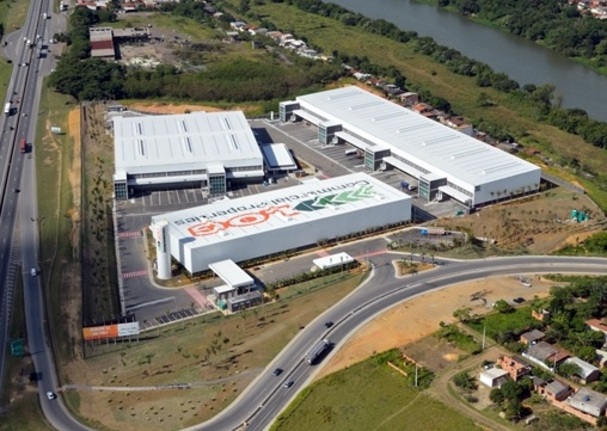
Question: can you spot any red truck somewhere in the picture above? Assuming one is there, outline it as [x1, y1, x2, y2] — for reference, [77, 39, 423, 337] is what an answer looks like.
[20, 138, 27, 153]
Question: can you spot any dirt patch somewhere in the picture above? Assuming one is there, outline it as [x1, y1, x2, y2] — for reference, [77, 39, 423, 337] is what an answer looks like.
[67, 108, 81, 248]
[435, 189, 605, 253]
[316, 276, 556, 379]
[124, 102, 260, 116]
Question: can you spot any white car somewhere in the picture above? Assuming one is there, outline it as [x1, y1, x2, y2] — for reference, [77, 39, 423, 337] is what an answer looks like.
[46, 391, 56, 400]
[31, 268, 37, 277]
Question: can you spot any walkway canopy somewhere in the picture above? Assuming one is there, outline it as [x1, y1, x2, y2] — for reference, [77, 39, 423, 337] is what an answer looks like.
[208, 259, 254, 289]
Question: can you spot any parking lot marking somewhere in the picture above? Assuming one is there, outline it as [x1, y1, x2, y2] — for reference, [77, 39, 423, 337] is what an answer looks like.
[166, 190, 172, 205]
[185, 287, 213, 308]
[122, 269, 148, 279]
[118, 231, 141, 239]
[176, 190, 182, 204]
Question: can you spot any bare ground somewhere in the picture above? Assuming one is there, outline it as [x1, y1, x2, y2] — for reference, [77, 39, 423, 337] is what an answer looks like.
[317, 276, 556, 379]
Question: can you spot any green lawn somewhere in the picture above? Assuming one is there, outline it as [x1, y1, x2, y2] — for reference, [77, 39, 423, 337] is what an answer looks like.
[468, 306, 543, 341]
[0, 0, 30, 103]
[271, 353, 480, 431]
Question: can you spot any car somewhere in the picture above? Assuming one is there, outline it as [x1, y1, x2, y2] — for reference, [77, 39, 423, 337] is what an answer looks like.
[272, 368, 283, 376]
[513, 297, 525, 304]
[14, 188, 19, 193]
[31, 268, 37, 277]
[46, 391, 56, 400]
[324, 321, 334, 328]
[282, 380, 294, 388]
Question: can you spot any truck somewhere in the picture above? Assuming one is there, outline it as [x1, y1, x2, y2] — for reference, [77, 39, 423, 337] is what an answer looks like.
[400, 180, 417, 191]
[304, 339, 331, 365]
[420, 227, 446, 236]
[4, 102, 10, 115]
[20, 138, 27, 154]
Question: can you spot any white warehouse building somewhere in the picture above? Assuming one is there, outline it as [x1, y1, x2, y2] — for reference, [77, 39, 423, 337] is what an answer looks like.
[279, 86, 541, 208]
[151, 173, 411, 274]
[113, 111, 264, 200]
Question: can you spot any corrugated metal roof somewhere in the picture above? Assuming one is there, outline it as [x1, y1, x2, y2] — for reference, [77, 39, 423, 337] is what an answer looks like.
[113, 112, 263, 174]
[297, 86, 540, 186]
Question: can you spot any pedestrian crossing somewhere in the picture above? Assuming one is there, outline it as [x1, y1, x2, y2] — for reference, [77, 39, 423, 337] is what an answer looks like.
[122, 269, 148, 279]
[117, 231, 141, 239]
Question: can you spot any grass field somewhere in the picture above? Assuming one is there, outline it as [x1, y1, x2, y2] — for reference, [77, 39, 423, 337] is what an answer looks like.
[468, 306, 543, 341]
[0, 0, 30, 106]
[271, 352, 480, 431]
[221, 0, 607, 211]
[35, 82, 81, 366]
[62, 272, 366, 431]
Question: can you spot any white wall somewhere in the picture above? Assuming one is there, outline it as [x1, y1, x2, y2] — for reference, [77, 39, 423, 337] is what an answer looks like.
[176, 199, 411, 273]
[474, 168, 541, 206]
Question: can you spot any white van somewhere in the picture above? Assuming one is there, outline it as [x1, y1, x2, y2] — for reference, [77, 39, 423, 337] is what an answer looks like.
[344, 148, 357, 156]
[31, 268, 37, 276]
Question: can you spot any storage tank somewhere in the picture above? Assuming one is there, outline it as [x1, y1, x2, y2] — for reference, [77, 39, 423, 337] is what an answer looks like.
[153, 220, 171, 279]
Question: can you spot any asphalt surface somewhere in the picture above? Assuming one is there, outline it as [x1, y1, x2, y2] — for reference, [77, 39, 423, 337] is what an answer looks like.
[0, 1, 91, 430]
[191, 255, 607, 431]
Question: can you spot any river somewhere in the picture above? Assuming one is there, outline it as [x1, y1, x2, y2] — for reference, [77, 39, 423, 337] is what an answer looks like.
[325, 0, 607, 121]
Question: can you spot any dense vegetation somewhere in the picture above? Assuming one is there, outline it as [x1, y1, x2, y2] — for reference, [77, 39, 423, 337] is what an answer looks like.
[556, 231, 607, 256]
[439, 0, 607, 68]
[260, 0, 607, 150]
[48, 3, 339, 102]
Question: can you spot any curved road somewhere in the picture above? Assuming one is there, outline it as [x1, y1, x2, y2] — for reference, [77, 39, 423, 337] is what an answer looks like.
[184, 255, 607, 431]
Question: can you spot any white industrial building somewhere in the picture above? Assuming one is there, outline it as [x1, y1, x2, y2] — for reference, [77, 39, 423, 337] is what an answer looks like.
[112, 111, 264, 200]
[279, 86, 541, 208]
[151, 173, 411, 274]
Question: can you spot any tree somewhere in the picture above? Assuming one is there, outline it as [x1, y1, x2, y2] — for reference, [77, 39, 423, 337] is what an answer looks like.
[557, 362, 580, 378]
[453, 371, 477, 391]
[493, 299, 514, 314]
[452, 307, 472, 323]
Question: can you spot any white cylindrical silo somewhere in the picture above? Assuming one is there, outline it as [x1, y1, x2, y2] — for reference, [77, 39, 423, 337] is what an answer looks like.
[154, 220, 171, 280]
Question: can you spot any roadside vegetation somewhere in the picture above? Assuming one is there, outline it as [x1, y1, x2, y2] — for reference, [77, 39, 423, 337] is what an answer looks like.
[62, 273, 365, 431]
[556, 231, 607, 256]
[271, 349, 479, 431]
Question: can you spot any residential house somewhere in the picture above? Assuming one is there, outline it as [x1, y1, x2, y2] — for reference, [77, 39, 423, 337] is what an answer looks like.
[353, 72, 372, 81]
[497, 355, 531, 381]
[442, 115, 473, 136]
[565, 357, 600, 383]
[586, 318, 607, 342]
[412, 103, 435, 118]
[520, 329, 546, 345]
[399, 92, 419, 106]
[531, 308, 550, 322]
[533, 378, 573, 402]
[229, 21, 247, 31]
[522, 341, 570, 370]
[568, 387, 607, 423]
[383, 84, 404, 97]
[479, 367, 509, 388]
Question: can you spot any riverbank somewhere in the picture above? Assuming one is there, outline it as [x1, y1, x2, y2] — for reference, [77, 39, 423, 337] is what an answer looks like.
[222, 0, 607, 212]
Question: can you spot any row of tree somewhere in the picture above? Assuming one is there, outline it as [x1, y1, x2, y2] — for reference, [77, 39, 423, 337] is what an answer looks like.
[439, 0, 607, 63]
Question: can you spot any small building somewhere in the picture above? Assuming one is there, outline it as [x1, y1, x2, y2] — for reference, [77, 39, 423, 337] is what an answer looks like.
[532, 308, 550, 321]
[312, 253, 355, 271]
[569, 387, 607, 418]
[213, 285, 237, 306]
[399, 92, 419, 106]
[497, 355, 531, 381]
[565, 357, 600, 384]
[586, 318, 607, 340]
[260, 143, 298, 175]
[534, 379, 572, 402]
[523, 341, 569, 370]
[520, 329, 545, 345]
[227, 291, 262, 313]
[480, 368, 509, 388]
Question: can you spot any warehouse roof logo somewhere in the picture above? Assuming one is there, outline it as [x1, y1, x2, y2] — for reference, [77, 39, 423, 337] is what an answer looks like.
[185, 183, 379, 237]
[294, 184, 376, 212]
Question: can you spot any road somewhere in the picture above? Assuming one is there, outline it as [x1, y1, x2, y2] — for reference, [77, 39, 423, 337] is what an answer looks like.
[0, 1, 91, 430]
[190, 255, 607, 431]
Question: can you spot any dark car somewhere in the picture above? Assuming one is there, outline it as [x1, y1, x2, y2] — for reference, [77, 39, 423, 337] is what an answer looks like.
[324, 321, 334, 328]
[513, 297, 525, 304]
[283, 380, 294, 388]
[273, 368, 283, 376]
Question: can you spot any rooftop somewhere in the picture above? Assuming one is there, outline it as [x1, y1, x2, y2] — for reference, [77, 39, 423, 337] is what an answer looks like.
[526, 341, 558, 361]
[565, 357, 600, 379]
[113, 111, 262, 174]
[208, 259, 254, 288]
[521, 329, 546, 343]
[151, 173, 411, 249]
[545, 379, 570, 394]
[570, 387, 607, 413]
[296, 86, 540, 187]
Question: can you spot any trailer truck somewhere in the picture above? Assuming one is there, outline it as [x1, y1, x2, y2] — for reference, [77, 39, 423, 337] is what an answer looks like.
[304, 339, 331, 365]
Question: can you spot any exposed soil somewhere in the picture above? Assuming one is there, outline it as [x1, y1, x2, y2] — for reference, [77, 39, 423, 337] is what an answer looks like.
[317, 275, 557, 379]
[124, 102, 260, 116]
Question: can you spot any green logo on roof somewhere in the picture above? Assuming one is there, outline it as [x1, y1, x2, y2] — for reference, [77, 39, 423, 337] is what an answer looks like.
[294, 185, 376, 212]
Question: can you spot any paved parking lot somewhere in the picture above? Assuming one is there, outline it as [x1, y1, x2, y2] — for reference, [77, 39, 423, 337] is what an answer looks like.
[111, 117, 468, 327]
